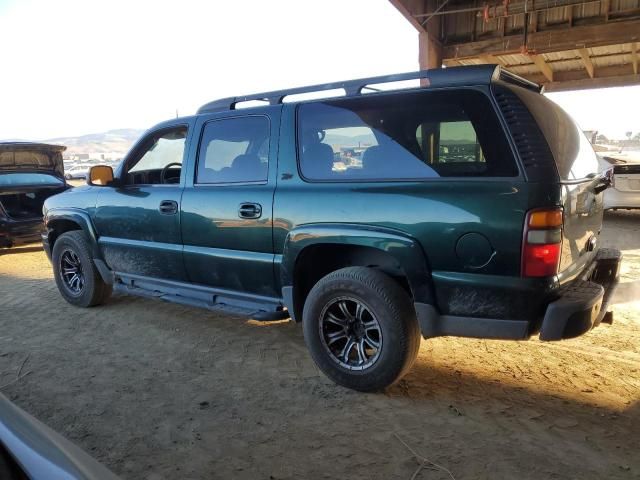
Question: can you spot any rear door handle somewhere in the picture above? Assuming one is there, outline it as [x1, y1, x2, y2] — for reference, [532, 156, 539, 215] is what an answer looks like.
[238, 202, 262, 219]
[159, 200, 178, 215]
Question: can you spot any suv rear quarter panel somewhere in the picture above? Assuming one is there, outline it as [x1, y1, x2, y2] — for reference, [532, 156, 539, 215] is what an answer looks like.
[274, 100, 547, 319]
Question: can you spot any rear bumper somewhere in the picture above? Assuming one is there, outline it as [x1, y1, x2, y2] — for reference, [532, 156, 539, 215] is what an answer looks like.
[415, 248, 622, 341]
[539, 248, 621, 340]
[603, 188, 640, 210]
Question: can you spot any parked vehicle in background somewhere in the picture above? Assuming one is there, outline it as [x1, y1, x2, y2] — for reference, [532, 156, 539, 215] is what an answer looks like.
[43, 66, 620, 391]
[0, 143, 69, 248]
[64, 164, 90, 180]
[0, 392, 119, 480]
[598, 155, 640, 210]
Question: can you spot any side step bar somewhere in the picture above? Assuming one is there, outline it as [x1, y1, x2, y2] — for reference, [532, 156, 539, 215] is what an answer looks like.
[112, 272, 290, 321]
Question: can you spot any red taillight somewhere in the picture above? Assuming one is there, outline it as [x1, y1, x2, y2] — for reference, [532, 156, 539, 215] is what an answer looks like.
[522, 208, 563, 277]
[522, 243, 561, 277]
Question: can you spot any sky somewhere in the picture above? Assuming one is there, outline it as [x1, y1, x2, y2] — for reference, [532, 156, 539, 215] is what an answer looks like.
[0, 0, 638, 141]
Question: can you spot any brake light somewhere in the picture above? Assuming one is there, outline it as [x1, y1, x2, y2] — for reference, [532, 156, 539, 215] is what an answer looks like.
[522, 208, 563, 277]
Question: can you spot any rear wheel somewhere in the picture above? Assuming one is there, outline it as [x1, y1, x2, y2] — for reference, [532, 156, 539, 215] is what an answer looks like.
[52, 231, 111, 307]
[303, 267, 420, 392]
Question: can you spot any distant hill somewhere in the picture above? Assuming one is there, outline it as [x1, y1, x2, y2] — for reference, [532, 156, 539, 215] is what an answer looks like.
[44, 128, 145, 156]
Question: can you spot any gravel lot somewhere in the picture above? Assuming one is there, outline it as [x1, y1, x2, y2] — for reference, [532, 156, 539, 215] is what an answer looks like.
[1, 211, 639, 480]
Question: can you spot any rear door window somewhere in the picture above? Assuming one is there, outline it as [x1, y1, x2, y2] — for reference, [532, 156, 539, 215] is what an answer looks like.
[196, 116, 269, 184]
[297, 89, 517, 181]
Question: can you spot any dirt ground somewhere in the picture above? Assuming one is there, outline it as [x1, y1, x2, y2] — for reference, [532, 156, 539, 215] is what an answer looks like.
[0, 212, 639, 480]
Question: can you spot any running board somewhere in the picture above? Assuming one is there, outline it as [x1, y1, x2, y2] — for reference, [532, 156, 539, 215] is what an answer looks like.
[112, 272, 290, 321]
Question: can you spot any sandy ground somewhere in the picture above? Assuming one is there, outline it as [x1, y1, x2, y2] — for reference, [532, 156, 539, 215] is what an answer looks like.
[0, 211, 639, 480]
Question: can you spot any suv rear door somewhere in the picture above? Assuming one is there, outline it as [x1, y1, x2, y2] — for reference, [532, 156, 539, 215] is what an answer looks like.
[180, 107, 281, 297]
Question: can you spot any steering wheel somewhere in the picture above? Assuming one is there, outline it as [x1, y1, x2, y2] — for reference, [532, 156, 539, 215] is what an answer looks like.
[160, 162, 182, 184]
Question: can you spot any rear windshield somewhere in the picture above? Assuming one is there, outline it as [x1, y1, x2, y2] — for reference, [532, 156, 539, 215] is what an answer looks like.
[297, 88, 518, 181]
[508, 86, 599, 181]
[0, 173, 64, 186]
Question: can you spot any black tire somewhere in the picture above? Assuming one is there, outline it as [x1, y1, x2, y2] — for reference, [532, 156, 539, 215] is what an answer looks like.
[52, 231, 112, 307]
[302, 267, 420, 392]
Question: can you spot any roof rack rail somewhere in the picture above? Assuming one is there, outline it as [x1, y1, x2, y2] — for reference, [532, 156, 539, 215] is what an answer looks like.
[197, 65, 540, 114]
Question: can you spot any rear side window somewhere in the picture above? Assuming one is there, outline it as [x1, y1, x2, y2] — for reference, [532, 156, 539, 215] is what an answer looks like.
[507, 85, 599, 181]
[297, 89, 517, 181]
[196, 116, 269, 184]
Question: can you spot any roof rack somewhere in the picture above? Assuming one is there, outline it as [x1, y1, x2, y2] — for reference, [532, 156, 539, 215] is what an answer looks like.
[197, 65, 541, 114]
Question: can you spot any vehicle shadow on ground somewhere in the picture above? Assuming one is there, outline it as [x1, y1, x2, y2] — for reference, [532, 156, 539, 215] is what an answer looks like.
[2, 268, 639, 478]
[0, 245, 43, 256]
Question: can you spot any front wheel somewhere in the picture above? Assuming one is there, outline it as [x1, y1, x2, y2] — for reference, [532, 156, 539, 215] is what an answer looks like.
[52, 231, 112, 307]
[303, 267, 420, 392]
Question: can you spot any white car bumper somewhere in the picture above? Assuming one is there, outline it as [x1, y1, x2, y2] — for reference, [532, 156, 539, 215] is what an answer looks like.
[604, 186, 640, 210]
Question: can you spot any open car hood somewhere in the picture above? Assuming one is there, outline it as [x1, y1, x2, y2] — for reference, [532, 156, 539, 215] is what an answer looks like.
[0, 142, 66, 178]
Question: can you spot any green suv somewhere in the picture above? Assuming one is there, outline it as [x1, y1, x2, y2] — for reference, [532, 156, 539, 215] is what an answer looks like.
[42, 66, 621, 391]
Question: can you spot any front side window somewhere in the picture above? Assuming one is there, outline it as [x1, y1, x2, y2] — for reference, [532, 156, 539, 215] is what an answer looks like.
[125, 127, 187, 185]
[297, 89, 517, 181]
[196, 116, 269, 184]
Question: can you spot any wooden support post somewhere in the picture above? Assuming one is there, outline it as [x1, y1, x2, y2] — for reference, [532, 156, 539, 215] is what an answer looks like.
[419, 31, 443, 70]
[578, 48, 595, 78]
[632, 43, 638, 75]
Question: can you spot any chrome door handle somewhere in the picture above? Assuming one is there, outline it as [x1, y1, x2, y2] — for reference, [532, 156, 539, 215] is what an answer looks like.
[238, 203, 262, 219]
[159, 200, 178, 215]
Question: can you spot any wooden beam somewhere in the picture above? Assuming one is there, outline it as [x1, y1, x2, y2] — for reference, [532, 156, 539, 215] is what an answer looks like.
[443, 58, 462, 67]
[479, 54, 506, 66]
[577, 48, 595, 78]
[543, 73, 640, 91]
[443, 19, 640, 59]
[632, 43, 639, 75]
[388, 0, 426, 33]
[522, 63, 640, 91]
[531, 54, 554, 82]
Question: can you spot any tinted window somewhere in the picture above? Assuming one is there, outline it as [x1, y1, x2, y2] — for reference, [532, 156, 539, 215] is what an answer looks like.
[0, 173, 64, 186]
[297, 89, 517, 181]
[196, 116, 269, 184]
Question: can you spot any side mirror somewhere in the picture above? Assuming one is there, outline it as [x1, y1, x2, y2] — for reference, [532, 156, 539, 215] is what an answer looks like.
[88, 165, 114, 186]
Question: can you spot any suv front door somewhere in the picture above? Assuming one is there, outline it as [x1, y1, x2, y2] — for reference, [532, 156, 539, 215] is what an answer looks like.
[93, 123, 192, 281]
[180, 108, 281, 298]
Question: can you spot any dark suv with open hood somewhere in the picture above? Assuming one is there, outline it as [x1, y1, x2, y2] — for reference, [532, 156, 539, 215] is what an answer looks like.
[42, 66, 621, 391]
[0, 143, 68, 248]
